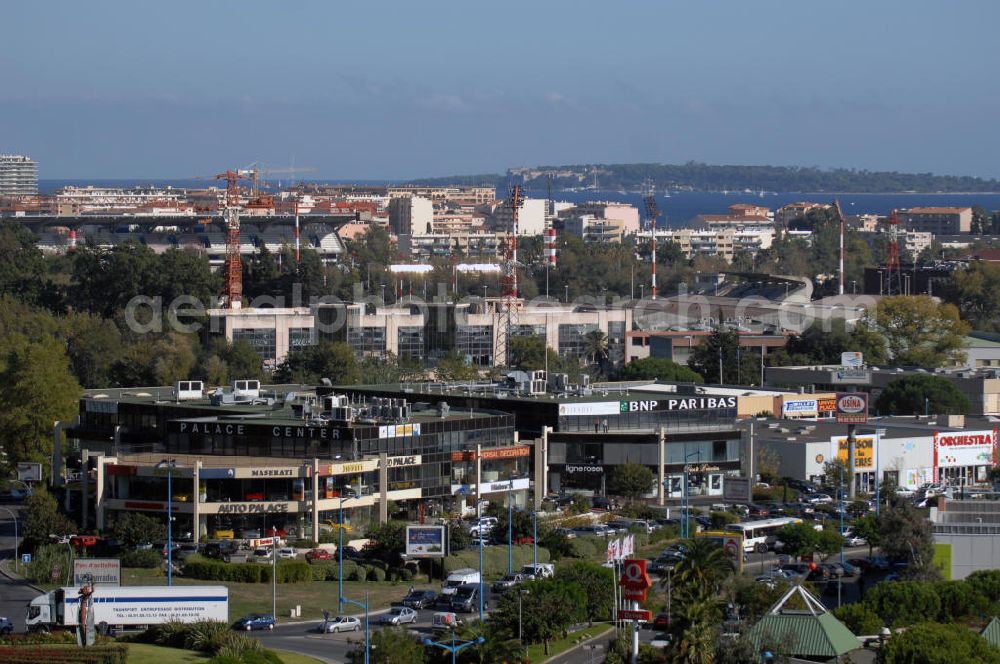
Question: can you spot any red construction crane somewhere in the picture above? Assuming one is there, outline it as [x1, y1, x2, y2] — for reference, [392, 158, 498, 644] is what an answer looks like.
[496, 183, 525, 367]
[884, 209, 903, 295]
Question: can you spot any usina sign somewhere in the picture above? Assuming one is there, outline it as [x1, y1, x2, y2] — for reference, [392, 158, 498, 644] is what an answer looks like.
[835, 392, 869, 424]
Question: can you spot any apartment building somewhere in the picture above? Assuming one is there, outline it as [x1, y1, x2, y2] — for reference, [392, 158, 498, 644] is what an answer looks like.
[491, 198, 547, 235]
[662, 228, 775, 260]
[689, 214, 774, 232]
[0, 155, 38, 196]
[727, 203, 772, 219]
[564, 214, 629, 243]
[775, 202, 830, 227]
[898, 207, 973, 234]
[397, 232, 502, 260]
[388, 195, 434, 235]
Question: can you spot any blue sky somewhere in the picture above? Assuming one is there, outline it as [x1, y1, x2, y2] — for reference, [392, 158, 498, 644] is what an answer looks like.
[2, 1, 998, 179]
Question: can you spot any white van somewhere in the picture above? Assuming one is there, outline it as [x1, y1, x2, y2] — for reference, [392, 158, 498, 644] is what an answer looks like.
[521, 563, 555, 579]
[441, 568, 481, 596]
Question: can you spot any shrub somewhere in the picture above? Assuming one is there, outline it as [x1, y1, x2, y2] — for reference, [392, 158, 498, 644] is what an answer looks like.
[367, 566, 386, 582]
[710, 511, 739, 530]
[444, 544, 551, 578]
[311, 563, 332, 581]
[0, 644, 128, 663]
[121, 549, 162, 569]
[275, 561, 311, 583]
[966, 570, 1000, 602]
[833, 603, 883, 635]
[399, 568, 414, 582]
[348, 564, 367, 581]
[182, 560, 311, 584]
[863, 580, 942, 627]
[567, 538, 598, 559]
[935, 580, 988, 621]
[327, 561, 360, 582]
[183, 621, 231, 653]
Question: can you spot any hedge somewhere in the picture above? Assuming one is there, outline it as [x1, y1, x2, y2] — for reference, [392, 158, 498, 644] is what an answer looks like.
[121, 549, 162, 569]
[0, 645, 128, 664]
[183, 560, 311, 584]
[367, 567, 386, 582]
[443, 545, 551, 579]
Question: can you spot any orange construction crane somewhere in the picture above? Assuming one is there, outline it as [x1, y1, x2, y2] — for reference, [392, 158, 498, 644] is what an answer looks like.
[214, 169, 254, 309]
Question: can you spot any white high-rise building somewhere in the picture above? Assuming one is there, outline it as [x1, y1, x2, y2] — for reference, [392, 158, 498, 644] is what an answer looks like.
[0, 155, 38, 196]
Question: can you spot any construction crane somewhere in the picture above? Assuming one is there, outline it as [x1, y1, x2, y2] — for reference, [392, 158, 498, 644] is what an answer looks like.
[643, 183, 661, 300]
[496, 183, 525, 367]
[834, 199, 847, 295]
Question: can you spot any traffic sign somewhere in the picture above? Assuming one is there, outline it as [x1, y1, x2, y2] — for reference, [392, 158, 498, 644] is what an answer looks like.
[617, 609, 652, 622]
[21, 553, 31, 565]
[620, 559, 652, 591]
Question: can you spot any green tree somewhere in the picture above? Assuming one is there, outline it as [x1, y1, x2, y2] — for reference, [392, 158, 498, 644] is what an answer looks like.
[63, 312, 123, 388]
[224, 339, 265, 382]
[863, 580, 942, 627]
[816, 528, 844, 556]
[776, 522, 820, 560]
[666, 538, 735, 598]
[492, 508, 533, 545]
[668, 592, 722, 664]
[0, 335, 81, 476]
[0, 220, 47, 304]
[883, 621, 1000, 664]
[490, 578, 586, 655]
[22, 489, 77, 545]
[110, 512, 167, 549]
[609, 462, 654, 501]
[941, 261, 1000, 332]
[273, 340, 360, 384]
[347, 626, 425, 664]
[364, 520, 407, 567]
[866, 296, 970, 368]
[620, 357, 703, 382]
[689, 328, 761, 385]
[832, 602, 883, 636]
[581, 330, 609, 370]
[509, 336, 562, 373]
[853, 514, 882, 556]
[434, 350, 480, 381]
[553, 561, 615, 625]
[878, 503, 938, 580]
[875, 374, 971, 416]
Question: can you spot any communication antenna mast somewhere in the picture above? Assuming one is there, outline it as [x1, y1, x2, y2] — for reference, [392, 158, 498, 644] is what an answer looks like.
[643, 182, 661, 300]
[496, 182, 525, 367]
[884, 208, 903, 295]
[215, 169, 253, 309]
[834, 199, 847, 296]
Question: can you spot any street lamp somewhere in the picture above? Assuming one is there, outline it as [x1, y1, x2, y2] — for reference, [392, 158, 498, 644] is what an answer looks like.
[340, 591, 370, 664]
[337, 488, 360, 604]
[665, 564, 674, 628]
[270, 526, 278, 624]
[423, 632, 486, 664]
[682, 451, 702, 539]
[507, 475, 514, 576]
[155, 459, 177, 586]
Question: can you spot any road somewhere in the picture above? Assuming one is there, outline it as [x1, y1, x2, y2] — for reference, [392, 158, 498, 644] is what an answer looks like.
[0, 503, 39, 632]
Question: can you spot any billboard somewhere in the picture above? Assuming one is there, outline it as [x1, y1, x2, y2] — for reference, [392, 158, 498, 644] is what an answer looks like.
[841, 352, 864, 367]
[832, 368, 871, 385]
[832, 435, 875, 469]
[835, 393, 869, 424]
[16, 462, 42, 482]
[405, 525, 446, 558]
[782, 399, 818, 416]
[723, 477, 751, 503]
[933, 430, 997, 469]
[73, 558, 121, 587]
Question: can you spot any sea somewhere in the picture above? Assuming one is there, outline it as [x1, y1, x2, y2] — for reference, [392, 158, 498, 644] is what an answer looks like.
[38, 179, 1000, 229]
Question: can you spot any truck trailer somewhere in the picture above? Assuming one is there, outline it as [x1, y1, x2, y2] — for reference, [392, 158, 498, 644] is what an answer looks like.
[26, 585, 229, 634]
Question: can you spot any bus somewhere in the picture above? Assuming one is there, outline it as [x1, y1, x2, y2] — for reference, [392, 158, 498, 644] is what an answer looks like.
[725, 517, 803, 554]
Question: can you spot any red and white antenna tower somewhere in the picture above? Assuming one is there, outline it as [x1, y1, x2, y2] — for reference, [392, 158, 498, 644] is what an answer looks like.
[496, 183, 525, 367]
[834, 199, 847, 295]
[214, 169, 253, 309]
[643, 184, 661, 300]
[884, 208, 903, 295]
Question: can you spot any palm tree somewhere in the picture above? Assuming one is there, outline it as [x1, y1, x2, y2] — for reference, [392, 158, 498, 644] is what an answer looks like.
[663, 538, 735, 598]
[458, 621, 525, 664]
[581, 329, 608, 369]
[668, 593, 722, 664]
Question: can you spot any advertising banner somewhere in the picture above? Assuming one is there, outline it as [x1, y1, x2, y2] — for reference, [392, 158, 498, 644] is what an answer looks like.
[73, 559, 121, 587]
[405, 525, 446, 558]
[933, 430, 997, 469]
[832, 436, 876, 469]
[835, 393, 869, 424]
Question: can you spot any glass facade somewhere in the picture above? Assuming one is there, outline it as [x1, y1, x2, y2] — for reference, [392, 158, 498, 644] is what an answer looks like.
[456, 324, 493, 366]
[288, 327, 315, 349]
[347, 326, 386, 355]
[608, 321, 626, 366]
[397, 326, 425, 361]
[233, 328, 277, 365]
[558, 323, 598, 360]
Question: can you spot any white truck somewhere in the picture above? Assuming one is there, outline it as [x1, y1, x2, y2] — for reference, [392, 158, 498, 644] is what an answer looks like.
[26, 585, 229, 634]
[441, 568, 481, 597]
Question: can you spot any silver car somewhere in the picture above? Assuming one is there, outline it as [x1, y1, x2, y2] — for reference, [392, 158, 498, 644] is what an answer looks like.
[379, 606, 417, 625]
[320, 616, 361, 633]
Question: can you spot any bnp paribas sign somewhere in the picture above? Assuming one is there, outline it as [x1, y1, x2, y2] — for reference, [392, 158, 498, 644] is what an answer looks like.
[619, 396, 737, 413]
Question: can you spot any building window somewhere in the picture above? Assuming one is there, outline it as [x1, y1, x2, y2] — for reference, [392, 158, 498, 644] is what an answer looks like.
[233, 328, 277, 366]
[558, 323, 598, 360]
[608, 321, 626, 366]
[397, 326, 425, 361]
[347, 327, 386, 355]
[289, 327, 315, 349]
[456, 325, 493, 366]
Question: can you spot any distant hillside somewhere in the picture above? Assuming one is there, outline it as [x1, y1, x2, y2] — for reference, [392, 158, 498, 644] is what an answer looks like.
[407, 162, 1000, 193]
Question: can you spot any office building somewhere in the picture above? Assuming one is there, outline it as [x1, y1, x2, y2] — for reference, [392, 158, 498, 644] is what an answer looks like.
[0, 154, 38, 196]
[898, 207, 973, 235]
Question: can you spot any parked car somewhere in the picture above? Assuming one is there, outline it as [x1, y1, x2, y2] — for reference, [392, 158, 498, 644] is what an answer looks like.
[844, 533, 867, 547]
[0, 616, 12, 635]
[591, 496, 611, 510]
[748, 504, 770, 518]
[379, 606, 418, 626]
[492, 573, 525, 593]
[650, 554, 684, 574]
[820, 563, 844, 578]
[450, 583, 486, 613]
[805, 493, 833, 505]
[786, 479, 819, 494]
[553, 527, 577, 539]
[305, 548, 332, 563]
[238, 529, 261, 539]
[651, 613, 671, 631]
[320, 616, 361, 633]
[606, 519, 632, 534]
[401, 589, 437, 609]
[173, 543, 200, 561]
[252, 547, 273, 562]
[233, 613, 275, 631]
[211, 528, 235, 540]
[839, 560, 859, 577]
[571, 525, 609, 537]
[277, 547, 297, 560]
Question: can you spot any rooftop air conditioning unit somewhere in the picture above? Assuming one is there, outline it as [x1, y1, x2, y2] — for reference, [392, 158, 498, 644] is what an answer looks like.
[175, 380, 204, 401]
[233, 380, 261, 399]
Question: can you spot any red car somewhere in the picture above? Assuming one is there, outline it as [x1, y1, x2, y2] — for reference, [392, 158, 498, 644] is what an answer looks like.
[305, 548, 332, 563]
[70, 535, 98, 548]
[652, 613, 671, 631]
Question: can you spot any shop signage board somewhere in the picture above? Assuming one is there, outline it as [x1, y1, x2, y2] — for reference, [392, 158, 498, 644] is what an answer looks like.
[723, 477, 751, 503]
[73, 559, 121, 587]
[933, 430, 998, 469]
[782, 399, 818, 415]
[16, 462, 41, 482]
[832, 435, 875, 469]
[618, 609, 653, 622]
[841, 352, 864, 367]
[832, 368, 871, 385]
[565, 464, 603, 474]
[835, 393, 869, 424]
[559, 396, 737, 417]
[405, 526, 446, 558]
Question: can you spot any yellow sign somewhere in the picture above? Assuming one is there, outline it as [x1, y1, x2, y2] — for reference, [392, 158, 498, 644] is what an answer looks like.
[833, 436, 874, 469]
